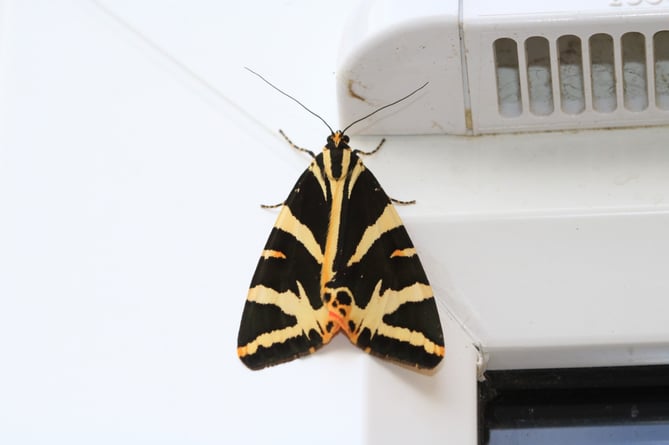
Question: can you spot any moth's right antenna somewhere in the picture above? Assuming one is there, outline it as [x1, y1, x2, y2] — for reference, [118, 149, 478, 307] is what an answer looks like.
[341, 82, 429, 134]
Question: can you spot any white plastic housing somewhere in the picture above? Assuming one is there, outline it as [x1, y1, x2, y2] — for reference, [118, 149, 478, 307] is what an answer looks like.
[337, 1, 467, 135]
[337, 0, 669, 135]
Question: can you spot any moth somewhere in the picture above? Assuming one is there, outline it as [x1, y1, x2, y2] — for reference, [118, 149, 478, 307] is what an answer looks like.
[237, 69, 444, 370]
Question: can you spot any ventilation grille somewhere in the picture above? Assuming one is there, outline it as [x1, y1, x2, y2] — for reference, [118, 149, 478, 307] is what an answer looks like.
[336, 3, 669, 136]
[493, 31, 669, 119]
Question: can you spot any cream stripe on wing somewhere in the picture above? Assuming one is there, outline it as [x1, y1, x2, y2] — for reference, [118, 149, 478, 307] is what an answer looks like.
[347, 159, 365, 199]
[308, 162, 327, 201]
[350, 281, 433, 327]
[375, 324, 444, 356]
[348, 280, 441, 355]
[346, 204, 403, 267]
[238, 324, 306, 356]
[241, 282, 329, 355]
[275, 206, 324, 264]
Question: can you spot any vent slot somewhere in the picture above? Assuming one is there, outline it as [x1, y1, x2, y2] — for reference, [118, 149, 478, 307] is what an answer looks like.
[622, 32, 648, 112]
[494, 38, 522, 117]
[655, 30, 669, 110]
[525, 37, 554, 116]
[558, 35, 585, 114]
[590, 33, 617, 113]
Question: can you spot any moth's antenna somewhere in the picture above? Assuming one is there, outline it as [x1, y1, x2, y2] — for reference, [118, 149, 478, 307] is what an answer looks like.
[341, 82, 429, 134]
[245, 67, 335, 135]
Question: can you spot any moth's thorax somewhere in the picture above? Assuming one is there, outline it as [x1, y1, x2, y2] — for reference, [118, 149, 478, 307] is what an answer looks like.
[323, 131, 352, 181]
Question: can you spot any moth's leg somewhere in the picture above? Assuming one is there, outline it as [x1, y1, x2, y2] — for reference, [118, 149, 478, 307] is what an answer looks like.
[354, 138, 385, 156]
[390, 197, 416, 205]
[259, 129, 315, 208]
[279, 129, 316, 158]
[356, 138, 415, 204]
[260, 202, 284, 209]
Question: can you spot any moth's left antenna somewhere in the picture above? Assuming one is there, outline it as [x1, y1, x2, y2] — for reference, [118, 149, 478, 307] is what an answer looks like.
[245, 67, 334, 135]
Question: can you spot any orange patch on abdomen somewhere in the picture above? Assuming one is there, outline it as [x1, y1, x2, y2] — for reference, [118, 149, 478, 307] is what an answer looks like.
[328, 310, 345, 326]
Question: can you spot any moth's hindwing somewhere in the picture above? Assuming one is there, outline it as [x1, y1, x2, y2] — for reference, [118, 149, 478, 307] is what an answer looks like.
[238, 134, 444, 370]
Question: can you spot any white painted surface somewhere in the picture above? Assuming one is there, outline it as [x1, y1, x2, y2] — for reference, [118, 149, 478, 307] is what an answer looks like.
[0, 1, 477, 444]
[336, 0, 466, 135]
[2, 2, 669, 444]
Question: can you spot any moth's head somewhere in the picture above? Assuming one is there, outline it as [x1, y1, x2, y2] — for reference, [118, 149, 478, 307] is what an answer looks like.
[326, 131, 350, 150]
[323, 131, 352, 181]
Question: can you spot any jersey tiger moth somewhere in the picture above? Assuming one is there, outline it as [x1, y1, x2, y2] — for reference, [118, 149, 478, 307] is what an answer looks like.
[237, 70, 444, 370]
